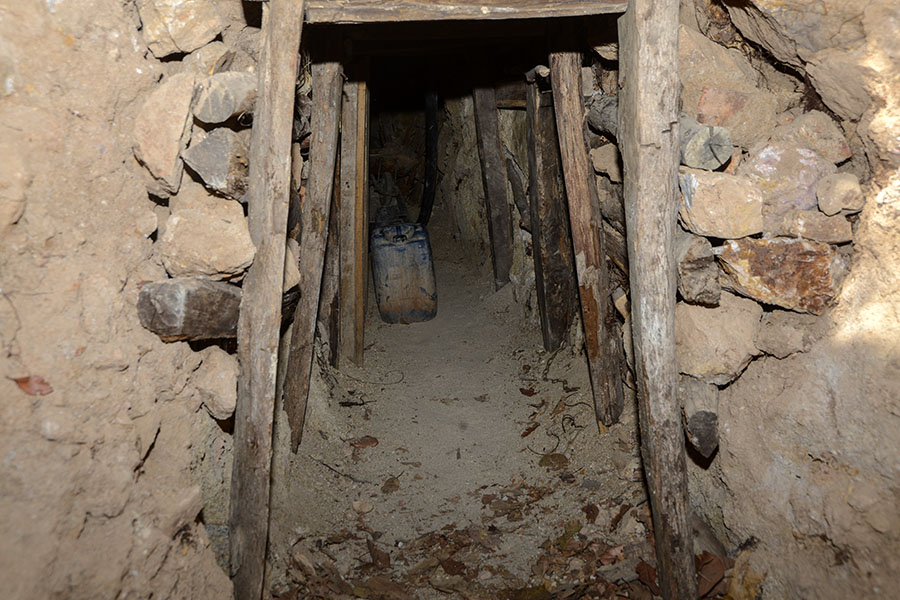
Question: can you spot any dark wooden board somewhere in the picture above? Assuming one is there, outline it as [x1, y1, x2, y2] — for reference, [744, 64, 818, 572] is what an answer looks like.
[549, 37, 625, 427]
[618, 2, 697, 597]
[282, 50, 344, 453]
[230, 1, 305, 598]
[306, 0, 627, 23]
[473, 86, 513, 290]
[525, 78, 577, 352]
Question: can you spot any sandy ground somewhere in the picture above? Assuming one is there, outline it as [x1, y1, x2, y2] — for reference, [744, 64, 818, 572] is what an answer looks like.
[267, 230, 656, 598]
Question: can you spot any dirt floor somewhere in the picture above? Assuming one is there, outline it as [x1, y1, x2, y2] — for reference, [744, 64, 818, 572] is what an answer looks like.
[264, 225, 688, 599]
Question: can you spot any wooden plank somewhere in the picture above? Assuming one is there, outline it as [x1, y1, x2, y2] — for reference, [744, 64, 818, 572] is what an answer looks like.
[618, 1, 697, 598]
[549, 33, 625, 427]
[338, 73, 369, 367]
[306, 0, 627, 23]
[229, 0, 304, 598]
[282, 48, 344, 453]
[525, 76, 577, 352]
[472, 86, 513, 290]
[318, 139, 342, 367]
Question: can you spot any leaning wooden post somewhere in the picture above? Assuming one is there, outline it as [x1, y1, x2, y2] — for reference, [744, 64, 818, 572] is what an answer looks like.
[618, 1, 697, 598]
[549, 33, 625, 427]
[229, 0, 304, 598]
[282, 45, 344, 452]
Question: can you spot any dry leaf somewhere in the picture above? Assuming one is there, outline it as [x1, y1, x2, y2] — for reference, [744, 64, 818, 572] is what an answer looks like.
[520, 422, 540, 438]
[381, 476, 400, 494]
[10, 375, 53, 396]
[582, 503, 599, 524]
[439, 557, 466, 576]
[367, 538, 391, 570]
[598, 543, 625, 565]
[349, 435, 379, 449]
[636, 561, 660, 596]
[519, 387, 537, 397]
[538, 453, 569, 470]
[696, 551, 726, 597]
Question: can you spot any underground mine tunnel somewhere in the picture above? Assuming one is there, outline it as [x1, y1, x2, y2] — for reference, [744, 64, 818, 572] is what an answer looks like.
[2, 1, 900, 600]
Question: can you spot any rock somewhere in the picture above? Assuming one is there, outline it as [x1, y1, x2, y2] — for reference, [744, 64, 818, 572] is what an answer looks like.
[133, 73, 196, 197]
[193, 347, 238, 420]
[193, 72, 257, 124]
[284, 238, 301, 290]
[738, 142, 837, 232]
[136, 0, 225, 58]
[716, 237, 846, 314]
[137, 277, 242, 342]
[755, 310, 820, 359]
[183, 41, 232, 76]
[182, 128, 249, 201]
[678, 168, 764, 239]
[0, 142, 28, 229]
[816, 173, 865, 215]
[679, 25, 778, 148]
[675, 228, 721, 306]
[675, 292, 762, 385]
[678, 375, 720, 458]
[769, 111, 851, 165]
[590, 144, 622, 182]
[679, 112, 733, 171]
[159, 197, 255, 280]
[778, 209, 853, 244]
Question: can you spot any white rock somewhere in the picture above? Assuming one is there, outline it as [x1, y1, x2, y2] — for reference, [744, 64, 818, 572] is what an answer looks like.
[675, 291, 763, 385]
[159, 190, 255, 280]
[678, 168, 764, 239]
[133, 73, 196, 197]
[193, 347, 238, 420]
[137, 0, 225, 58]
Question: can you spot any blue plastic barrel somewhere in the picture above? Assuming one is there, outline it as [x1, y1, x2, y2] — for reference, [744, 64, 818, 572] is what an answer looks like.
[370, 223, 437, 324]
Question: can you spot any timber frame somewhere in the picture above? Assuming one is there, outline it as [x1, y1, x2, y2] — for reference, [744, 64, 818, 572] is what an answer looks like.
[230, 1, 695, 599]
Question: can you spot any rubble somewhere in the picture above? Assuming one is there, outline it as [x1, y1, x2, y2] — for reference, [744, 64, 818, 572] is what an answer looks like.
[778, 209, 853, 244]
[132, 73, 196, 197]
[817, 173, 865, 215]
[675, 228, 721, 306]
[678, 168, 764, 239]
[675, 292, 762, 385]
[769, 110, 852, 164]
[193, 72, 257, 124]
[136, 0, 225, 58]
[716, 237, 846, 314]
[182, 128, 250, 201]
[192, 347, 238, 420]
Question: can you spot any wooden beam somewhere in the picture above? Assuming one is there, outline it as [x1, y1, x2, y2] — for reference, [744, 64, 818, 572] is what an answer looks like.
[472, 86, 513, 290]
[549, 35, 625, 427]
[305, 0, 627, 24]
[525, 76, 577, 352]
[618, 1, 697, 598]
[338, 71, 369, 367]
[318, 140, 343, 367]
[282, 50, 344, 453]
[229, 0, 303, 598]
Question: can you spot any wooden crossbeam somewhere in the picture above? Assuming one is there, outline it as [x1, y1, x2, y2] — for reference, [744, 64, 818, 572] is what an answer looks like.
[305, 0, 627, 23]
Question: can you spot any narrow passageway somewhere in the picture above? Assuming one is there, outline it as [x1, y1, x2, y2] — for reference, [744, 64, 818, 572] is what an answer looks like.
[268, 229, 655, 598]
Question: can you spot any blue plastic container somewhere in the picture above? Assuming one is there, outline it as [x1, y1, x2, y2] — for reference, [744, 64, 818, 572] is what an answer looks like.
[370, 223, 437, 324]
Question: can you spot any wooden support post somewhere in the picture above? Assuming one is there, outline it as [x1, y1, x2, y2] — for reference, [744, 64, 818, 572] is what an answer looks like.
[549, 34, 625, 427]
[338, 70, 369, 367]
[473, 86, 513, 290]
[618, 1, 697, 598]
[229, 0, 304, 598]
[282, 47, 344, 453]
[525, 77, 577, 352]
[318, 144, 343, 367]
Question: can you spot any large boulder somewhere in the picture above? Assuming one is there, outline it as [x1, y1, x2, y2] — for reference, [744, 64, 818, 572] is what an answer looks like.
[675, 291, 763, 385]
[133, 73, 196, 197]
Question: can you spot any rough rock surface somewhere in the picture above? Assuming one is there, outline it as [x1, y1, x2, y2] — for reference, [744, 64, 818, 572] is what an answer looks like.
[717, 237, 846, 314]
[182, 128, 249, 201]
[159, 195, 255, 280]
[192, 347, 238, 420]
[0, 141, 28, 229]
[675, 228, 721, 306]
[193, 71, 257, 124]
[675, 291, 762, 385]
[769, 110, 852, 165]
[136, 0, 225, 58]
[755, 310, 821, 359]
[678, 374, 720, 458]
[679, 25, 777, 148]
[133, 73, 196, 197]
[590, 144, 622, 183]
[817, 173, 865, 215]
[678, 168, 764, 238]
[778, 209, 853, 244]
[738, 142, 837, 231]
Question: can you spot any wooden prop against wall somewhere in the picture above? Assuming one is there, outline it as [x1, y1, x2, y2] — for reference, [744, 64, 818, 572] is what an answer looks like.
[549, 29, 625, 427]
[473, 85, 513, 290]
[283, 39, 344, 453]
[618, 0, 697, 597]
[524, 75, 577, 352]
[338, 63, 370, 367]
[230, 0, 304, 598]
